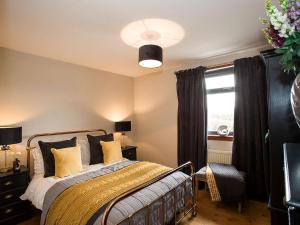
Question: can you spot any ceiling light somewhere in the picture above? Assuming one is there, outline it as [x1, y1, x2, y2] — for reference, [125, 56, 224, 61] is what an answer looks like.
[139, 45, 162, 68]
[121, 18, 184, 69]
[121, 18, 185, 48]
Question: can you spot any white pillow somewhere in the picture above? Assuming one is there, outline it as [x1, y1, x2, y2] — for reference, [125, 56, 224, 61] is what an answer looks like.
[78, 139, 90, 165]
[31, 147, 44, 175]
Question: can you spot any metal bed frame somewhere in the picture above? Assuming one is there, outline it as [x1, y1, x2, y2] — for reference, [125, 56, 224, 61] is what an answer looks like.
[26, 128, 197, 225]
[101, 161, 197, 225]
[26, 128, 107, 169]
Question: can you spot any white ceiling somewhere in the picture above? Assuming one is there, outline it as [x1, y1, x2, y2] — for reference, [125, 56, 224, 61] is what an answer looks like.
[0, 0, 268, 77]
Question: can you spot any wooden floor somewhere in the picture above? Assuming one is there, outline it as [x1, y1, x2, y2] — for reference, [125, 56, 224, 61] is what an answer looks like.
[19, 190, 270, 225]
[181, 190, 270, 225]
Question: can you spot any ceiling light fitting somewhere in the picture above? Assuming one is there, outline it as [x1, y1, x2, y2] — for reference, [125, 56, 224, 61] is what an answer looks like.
[139, 44, 163, 68]
[121, 18, 185, 69]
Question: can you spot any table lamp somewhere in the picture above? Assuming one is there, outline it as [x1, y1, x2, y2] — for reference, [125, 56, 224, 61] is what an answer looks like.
[115, 121, 131, 148]
[0, 126, 22, 172]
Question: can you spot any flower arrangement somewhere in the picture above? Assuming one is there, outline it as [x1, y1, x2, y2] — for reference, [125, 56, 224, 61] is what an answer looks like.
[261, 0, 300, 73]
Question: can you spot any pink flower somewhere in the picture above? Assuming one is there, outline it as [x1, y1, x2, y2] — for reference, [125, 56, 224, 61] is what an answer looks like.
[267, 25, 285, 48]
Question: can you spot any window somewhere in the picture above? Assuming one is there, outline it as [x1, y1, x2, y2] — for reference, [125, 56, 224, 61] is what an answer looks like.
[205, 67, 235, 140]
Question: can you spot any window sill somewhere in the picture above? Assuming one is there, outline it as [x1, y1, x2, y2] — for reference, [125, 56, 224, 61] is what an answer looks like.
[208, 135, 233, 141]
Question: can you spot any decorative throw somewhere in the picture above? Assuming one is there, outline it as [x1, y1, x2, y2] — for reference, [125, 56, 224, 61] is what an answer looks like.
[206, 164, 221, 201]
[44, 161, 172, 225]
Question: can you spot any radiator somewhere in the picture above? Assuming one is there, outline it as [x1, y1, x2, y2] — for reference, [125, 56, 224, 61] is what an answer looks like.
[207, 150, 232, 164]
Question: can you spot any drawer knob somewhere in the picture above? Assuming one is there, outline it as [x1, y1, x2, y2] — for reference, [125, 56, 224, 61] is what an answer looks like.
[4, 194, 13, 199]
[5, 208, 13, 214]
[4, 181, 13, 186]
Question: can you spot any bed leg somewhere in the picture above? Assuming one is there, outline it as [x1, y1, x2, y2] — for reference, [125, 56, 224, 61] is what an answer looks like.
[170, 217, 176, 225]
[238, 202, 243, 214]
[192, 205, 197, 217]
[192, 174, 197, 217]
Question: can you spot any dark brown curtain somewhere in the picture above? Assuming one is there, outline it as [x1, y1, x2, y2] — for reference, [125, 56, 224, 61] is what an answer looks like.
[232, 56, 269, 201]
[175, 66, 207, 171]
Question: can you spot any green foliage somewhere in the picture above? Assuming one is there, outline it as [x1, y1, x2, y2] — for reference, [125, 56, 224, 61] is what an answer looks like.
[275, 33, 300, 74]
[260, 18, 269, 25]
[264, 0, 273, 14]
[279, 0, 289, 11]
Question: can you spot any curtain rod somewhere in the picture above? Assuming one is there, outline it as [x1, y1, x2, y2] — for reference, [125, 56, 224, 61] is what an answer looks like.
[206, 62, 234, 72]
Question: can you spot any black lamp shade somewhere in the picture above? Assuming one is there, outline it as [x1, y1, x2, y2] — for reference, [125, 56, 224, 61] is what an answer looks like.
[139, 44, 163, 68]
[0, 127, 22, 145]
[115, 121, 131, 132]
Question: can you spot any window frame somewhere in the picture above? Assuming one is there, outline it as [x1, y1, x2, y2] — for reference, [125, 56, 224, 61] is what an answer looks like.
[205, 66, 235, 141]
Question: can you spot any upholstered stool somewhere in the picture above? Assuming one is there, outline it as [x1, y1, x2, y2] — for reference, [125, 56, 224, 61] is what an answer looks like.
[195, 164, 246, 213]
[195, 166, 207, 183]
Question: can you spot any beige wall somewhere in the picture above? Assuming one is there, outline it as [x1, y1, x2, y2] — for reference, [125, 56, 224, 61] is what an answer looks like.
[0, 47, 134, 167]
[134, 47, 265, 167]
[0, 46, 267, 169]
[134, 70, 178, 167]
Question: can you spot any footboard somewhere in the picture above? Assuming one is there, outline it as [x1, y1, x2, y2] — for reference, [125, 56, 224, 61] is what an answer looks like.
[101, 161, 197, 225]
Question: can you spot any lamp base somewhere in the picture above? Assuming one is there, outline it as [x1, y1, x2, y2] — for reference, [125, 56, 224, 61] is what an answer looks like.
[1, 146, 11, 173]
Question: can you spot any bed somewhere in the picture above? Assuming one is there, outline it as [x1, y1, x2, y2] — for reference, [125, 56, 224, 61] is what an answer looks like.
[21, 128, 197, 225]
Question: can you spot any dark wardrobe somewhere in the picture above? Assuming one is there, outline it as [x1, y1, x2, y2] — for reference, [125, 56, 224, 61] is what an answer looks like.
[261, 50, 300, 225]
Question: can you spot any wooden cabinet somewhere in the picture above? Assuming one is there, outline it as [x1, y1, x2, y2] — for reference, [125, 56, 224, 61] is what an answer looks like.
[0, 166, 31, 225]
[261, 50, 300, 225]
[122, 146, 137, 161]
[283, 144, 300, 225]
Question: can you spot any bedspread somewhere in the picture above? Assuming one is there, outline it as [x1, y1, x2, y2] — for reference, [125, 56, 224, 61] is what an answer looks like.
[41, 160, 193, 225]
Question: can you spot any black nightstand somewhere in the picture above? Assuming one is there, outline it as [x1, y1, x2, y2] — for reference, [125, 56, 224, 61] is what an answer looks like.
[0, 166, 31, 225]
[122, 146, 137, 161]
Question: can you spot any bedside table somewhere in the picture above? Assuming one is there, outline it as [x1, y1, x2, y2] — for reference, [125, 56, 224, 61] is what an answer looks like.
[122, 146, 137, 161]
[0, 166, 31, 225]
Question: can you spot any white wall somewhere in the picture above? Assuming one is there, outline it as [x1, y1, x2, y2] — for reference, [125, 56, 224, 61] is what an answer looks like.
[134, 70, 178, 167]
[0, 47, 134, 167]
[134, 47, 265, 167]
[0, 46, 267, 169]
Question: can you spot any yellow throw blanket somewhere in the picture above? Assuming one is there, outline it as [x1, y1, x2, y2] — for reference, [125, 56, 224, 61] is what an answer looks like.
[45, 162, 171, 225]
[206, 164, 221, 202]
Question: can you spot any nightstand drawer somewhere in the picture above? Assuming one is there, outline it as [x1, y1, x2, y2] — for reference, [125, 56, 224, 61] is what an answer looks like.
[0, 173, 28, 192]
[0, 188, 26, 206]
[122, 148, 137, 160]
[0, 212, 29, 225]
[0, 201, 29, 220]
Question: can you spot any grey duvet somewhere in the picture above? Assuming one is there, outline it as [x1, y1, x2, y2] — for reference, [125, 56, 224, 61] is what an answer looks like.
[41, 160, 193, 225]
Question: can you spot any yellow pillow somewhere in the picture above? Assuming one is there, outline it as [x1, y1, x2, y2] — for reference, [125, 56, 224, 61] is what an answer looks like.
[51, 146, 83, 178]
[100, 140, 123, 165]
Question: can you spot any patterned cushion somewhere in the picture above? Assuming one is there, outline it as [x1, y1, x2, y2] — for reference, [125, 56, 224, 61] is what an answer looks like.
[195, 166, 207, 180]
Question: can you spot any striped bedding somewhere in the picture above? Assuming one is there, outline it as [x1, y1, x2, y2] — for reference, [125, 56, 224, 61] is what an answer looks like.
[41, 160, 193, 225]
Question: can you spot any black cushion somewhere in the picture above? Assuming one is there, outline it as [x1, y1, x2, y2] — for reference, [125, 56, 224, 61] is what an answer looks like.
[87, 133, 114, 165]
[38, 137, 77, 177]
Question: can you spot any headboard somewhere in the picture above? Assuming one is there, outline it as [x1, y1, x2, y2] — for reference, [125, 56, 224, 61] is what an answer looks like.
[26, 128, 108, 176]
